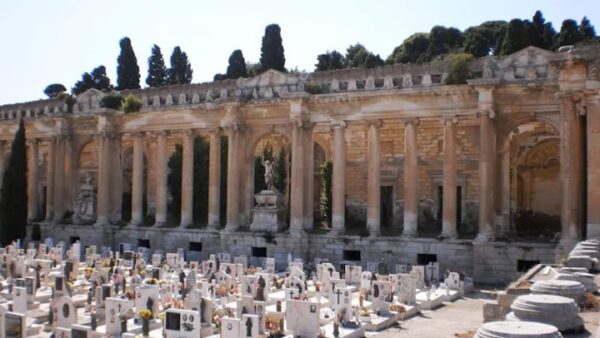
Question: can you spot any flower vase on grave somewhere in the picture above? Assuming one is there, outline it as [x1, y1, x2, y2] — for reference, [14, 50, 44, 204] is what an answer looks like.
[142, 318, 150, 336]
[333, 322, 340, 337]
[121, 317, 127, 334]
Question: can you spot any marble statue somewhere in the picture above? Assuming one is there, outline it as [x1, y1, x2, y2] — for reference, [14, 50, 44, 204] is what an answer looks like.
[75, 173, 96, 223]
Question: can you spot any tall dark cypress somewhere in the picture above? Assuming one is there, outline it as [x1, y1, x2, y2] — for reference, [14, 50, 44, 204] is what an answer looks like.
[116, 37, 141, 90]
[260, 24, 286, 72]
[168, 46, 193, 85]
[0, 118, 27, 246]
[146, 44, 168, 87]
[226, 50, 248, 79]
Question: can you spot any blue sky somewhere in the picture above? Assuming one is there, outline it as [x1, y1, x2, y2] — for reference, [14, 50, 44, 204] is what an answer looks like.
[1, 0, 598, 105]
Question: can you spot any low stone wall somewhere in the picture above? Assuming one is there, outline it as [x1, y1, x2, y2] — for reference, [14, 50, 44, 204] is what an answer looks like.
[32, 223, 557, 285]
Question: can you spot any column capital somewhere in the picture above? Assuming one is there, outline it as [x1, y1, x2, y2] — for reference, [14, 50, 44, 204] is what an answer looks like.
[556, 90, 584, 102]
[150, 130, 169, 139]
[222, 122, 245, 133]
[367, 119, 382, 128]
[402, 118, 420, 126]
[183, 129, 196, 137]
[476, 110, 496, 119]
[209, 127, 222, 136]
[331, 120, 347, 130]
[129, 131, 145, 138]
[441, 116, 459, 125]
[27, 138, 40, 146]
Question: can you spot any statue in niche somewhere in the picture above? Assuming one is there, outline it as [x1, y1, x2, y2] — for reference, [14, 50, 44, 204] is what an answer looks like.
[262, 158, 276, 192]
[74, 173, 96, 224]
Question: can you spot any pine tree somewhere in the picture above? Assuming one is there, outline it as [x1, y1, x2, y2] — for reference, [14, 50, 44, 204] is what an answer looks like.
[260, 24, 286, 72]
[315, 50, 347, 71]
[146, 44, 168, 87]
[168, 47, 193, 85]
[579, 17, 596, 41]
[0, 118, 27, 246]
[44, 83, 67, 98]
[226, 50, 248, 79]
[116, 37, 140, 90]
[72, 65, 112, 95]
[556, 19, 582, 48]
[500, 19, 531, 55]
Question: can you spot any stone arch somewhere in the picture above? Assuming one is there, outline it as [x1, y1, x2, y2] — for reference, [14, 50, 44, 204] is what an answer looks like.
[499, 119, 561, 238]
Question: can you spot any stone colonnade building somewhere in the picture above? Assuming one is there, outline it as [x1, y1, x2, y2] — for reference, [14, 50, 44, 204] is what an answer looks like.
[1, 46, 600, 283]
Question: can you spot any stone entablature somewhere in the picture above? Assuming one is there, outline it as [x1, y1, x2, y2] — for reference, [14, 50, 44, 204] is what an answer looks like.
[0, 46, 584, 122]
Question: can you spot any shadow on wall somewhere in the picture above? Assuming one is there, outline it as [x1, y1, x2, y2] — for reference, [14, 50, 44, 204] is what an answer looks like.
[515, 209, 561, 238]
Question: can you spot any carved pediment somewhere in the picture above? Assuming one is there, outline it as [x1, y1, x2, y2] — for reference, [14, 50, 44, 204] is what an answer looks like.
[240, 69, 300, 88]
[76, 89, 107, 111]
[493, 46, 556, 81]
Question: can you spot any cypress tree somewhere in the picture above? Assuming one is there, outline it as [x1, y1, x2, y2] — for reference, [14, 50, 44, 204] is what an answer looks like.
[116, 37, 140, 90]
[226, 50, 248, 79]
[556, 19, 582, 48]
[500, 19, 531, 55]
[530, 11, 546, 48]
[260, 24, 286, 72]
[146, 44, 168, 87]
[0, 118, 27, 246]
[168, 47, 193, 85]
[579, 17, 596, 41]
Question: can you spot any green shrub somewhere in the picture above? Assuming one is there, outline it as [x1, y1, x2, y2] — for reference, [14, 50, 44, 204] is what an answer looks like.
[123, 95, 143, 113]
[444, 53, 474, 85]
[304, 81, 322, 94]
[100, 94, 124, 110]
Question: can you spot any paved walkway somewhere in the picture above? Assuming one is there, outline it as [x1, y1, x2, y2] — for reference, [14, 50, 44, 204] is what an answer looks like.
[370, 291, 600, 338]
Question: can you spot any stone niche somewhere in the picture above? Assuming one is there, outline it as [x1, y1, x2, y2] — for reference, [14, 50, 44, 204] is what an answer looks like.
[250, 190, 286, 232]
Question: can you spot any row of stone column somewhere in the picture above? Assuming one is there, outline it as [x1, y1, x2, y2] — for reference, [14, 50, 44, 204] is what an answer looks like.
[22, 96, 585, 241]
[329, 116, 494, 239]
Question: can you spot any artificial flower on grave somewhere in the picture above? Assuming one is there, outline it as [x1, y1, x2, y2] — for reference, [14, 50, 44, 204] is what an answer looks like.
[138, 308, 152, 321]
[84, 267, 93, 279]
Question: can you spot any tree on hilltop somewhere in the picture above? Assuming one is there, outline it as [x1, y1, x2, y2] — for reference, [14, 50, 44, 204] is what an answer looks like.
[260, 24, 286, 72]
[116, 37, 141, 90]
[168, 46, 193, 85]
[146, 44, 168, 87]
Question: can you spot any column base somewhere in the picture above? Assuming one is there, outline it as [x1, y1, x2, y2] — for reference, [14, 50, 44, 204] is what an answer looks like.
[128, 220, 142, 227]
[402, 230, 417, 238]
[223, 224, 239, 233]
[439, 231, 457, 240]
[474, 232, 493, 242]
[288, 228, 305, 237]
[179, 222, 192, 229]
[153, 221, 166, 227]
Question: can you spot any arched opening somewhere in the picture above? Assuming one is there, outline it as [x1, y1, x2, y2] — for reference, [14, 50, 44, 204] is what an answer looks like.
[504, 120, 561, 238]
[73, 140, 99, 224]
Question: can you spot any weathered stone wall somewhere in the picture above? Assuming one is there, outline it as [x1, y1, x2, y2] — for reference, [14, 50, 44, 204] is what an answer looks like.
[34, 224, 556, 285]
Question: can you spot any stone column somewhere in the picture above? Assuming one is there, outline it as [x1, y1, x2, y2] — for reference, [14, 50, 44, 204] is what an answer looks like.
[154, 131, 168, 227]
[180, 130, 195, 228]
[303, 124, 315, 230]
[27, 139, 39, 221]
[441, 118, 458, 239]
[586, 92, 600, 238]
[289, 121, 305, 234]
[95, 133, 111, 226]
[331, 122, 346, 233]
[53, 136, 65, 222]
[402, 119, 419, 237]
[476, 112, 496, 241]
[45, 137, 56, 221]
[559, 92, 584, 242]
[225, 126, 240, 231]
[130, 132, 144, 226]
[208, 129, 221, 229]
[367, 120, 382, 237]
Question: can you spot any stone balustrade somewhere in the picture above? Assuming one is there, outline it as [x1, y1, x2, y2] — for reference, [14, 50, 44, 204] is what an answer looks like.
[0, 46, 562, 121]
